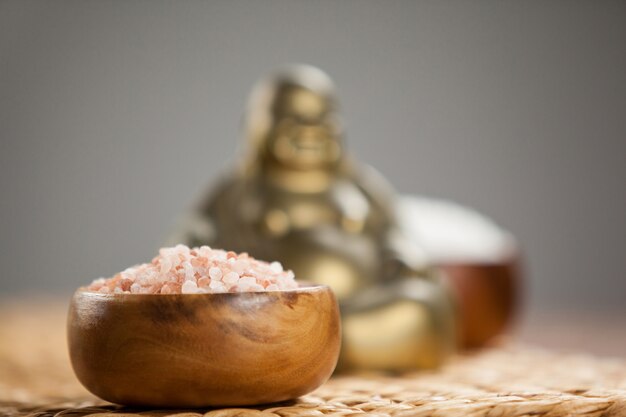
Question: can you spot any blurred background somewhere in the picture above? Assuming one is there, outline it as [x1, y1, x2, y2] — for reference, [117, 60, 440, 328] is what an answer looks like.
[1, 1, 625, 354]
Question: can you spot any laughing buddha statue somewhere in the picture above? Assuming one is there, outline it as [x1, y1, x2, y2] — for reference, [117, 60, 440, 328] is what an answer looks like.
[171, 65, 456, 371]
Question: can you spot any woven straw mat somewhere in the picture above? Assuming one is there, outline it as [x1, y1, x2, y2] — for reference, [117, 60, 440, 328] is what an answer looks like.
[1, 300, 625, 417]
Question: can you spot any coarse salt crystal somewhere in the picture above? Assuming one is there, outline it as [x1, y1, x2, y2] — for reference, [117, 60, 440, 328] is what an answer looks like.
[269, 261, 283, 273]
[86, 245, 298, 294]
[223, 271, 239, 284]
[238, 277, 257, 286]
[181, 280, 199, 294]
[232, 259, 248, 274]
[182, 261, 195, 281]
[209, 267, 222, 280]
[209, 280, 227, 293]
[248, 283, 265, 292]
[159, 257, 172, 274]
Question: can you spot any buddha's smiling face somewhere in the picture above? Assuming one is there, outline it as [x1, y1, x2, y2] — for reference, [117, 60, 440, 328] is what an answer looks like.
[266, 85, 342, 170]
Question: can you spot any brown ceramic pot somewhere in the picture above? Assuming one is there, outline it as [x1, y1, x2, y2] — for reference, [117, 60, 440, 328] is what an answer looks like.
[438, 256, 520, 348]
[396, 195, 521, 349]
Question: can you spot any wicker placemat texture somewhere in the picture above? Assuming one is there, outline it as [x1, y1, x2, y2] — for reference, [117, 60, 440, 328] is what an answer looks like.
[1, 300, 625, 417]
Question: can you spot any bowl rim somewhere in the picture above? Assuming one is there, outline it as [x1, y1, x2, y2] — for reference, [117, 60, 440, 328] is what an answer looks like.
[73, 281, 332, 299]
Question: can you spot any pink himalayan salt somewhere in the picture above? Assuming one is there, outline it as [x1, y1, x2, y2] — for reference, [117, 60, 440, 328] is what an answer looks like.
[86, 245, 298, 294]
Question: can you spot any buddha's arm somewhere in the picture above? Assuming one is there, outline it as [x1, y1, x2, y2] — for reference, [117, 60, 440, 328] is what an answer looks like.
[338, 276, 456, 372]
[336, 228, 457, 372]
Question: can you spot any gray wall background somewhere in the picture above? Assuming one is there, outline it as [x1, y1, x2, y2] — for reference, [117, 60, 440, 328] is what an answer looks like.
[1, 1, 625, 315]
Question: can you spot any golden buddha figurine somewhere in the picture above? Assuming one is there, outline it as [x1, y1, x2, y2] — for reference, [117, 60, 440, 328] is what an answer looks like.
[171, 64, 456, 371]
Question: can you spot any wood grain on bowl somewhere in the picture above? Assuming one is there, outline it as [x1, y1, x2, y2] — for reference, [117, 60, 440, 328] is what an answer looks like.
[67, 284, 341, 407]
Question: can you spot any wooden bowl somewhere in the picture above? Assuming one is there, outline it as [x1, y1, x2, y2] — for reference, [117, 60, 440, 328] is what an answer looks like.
[67, 284, 341, 408]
